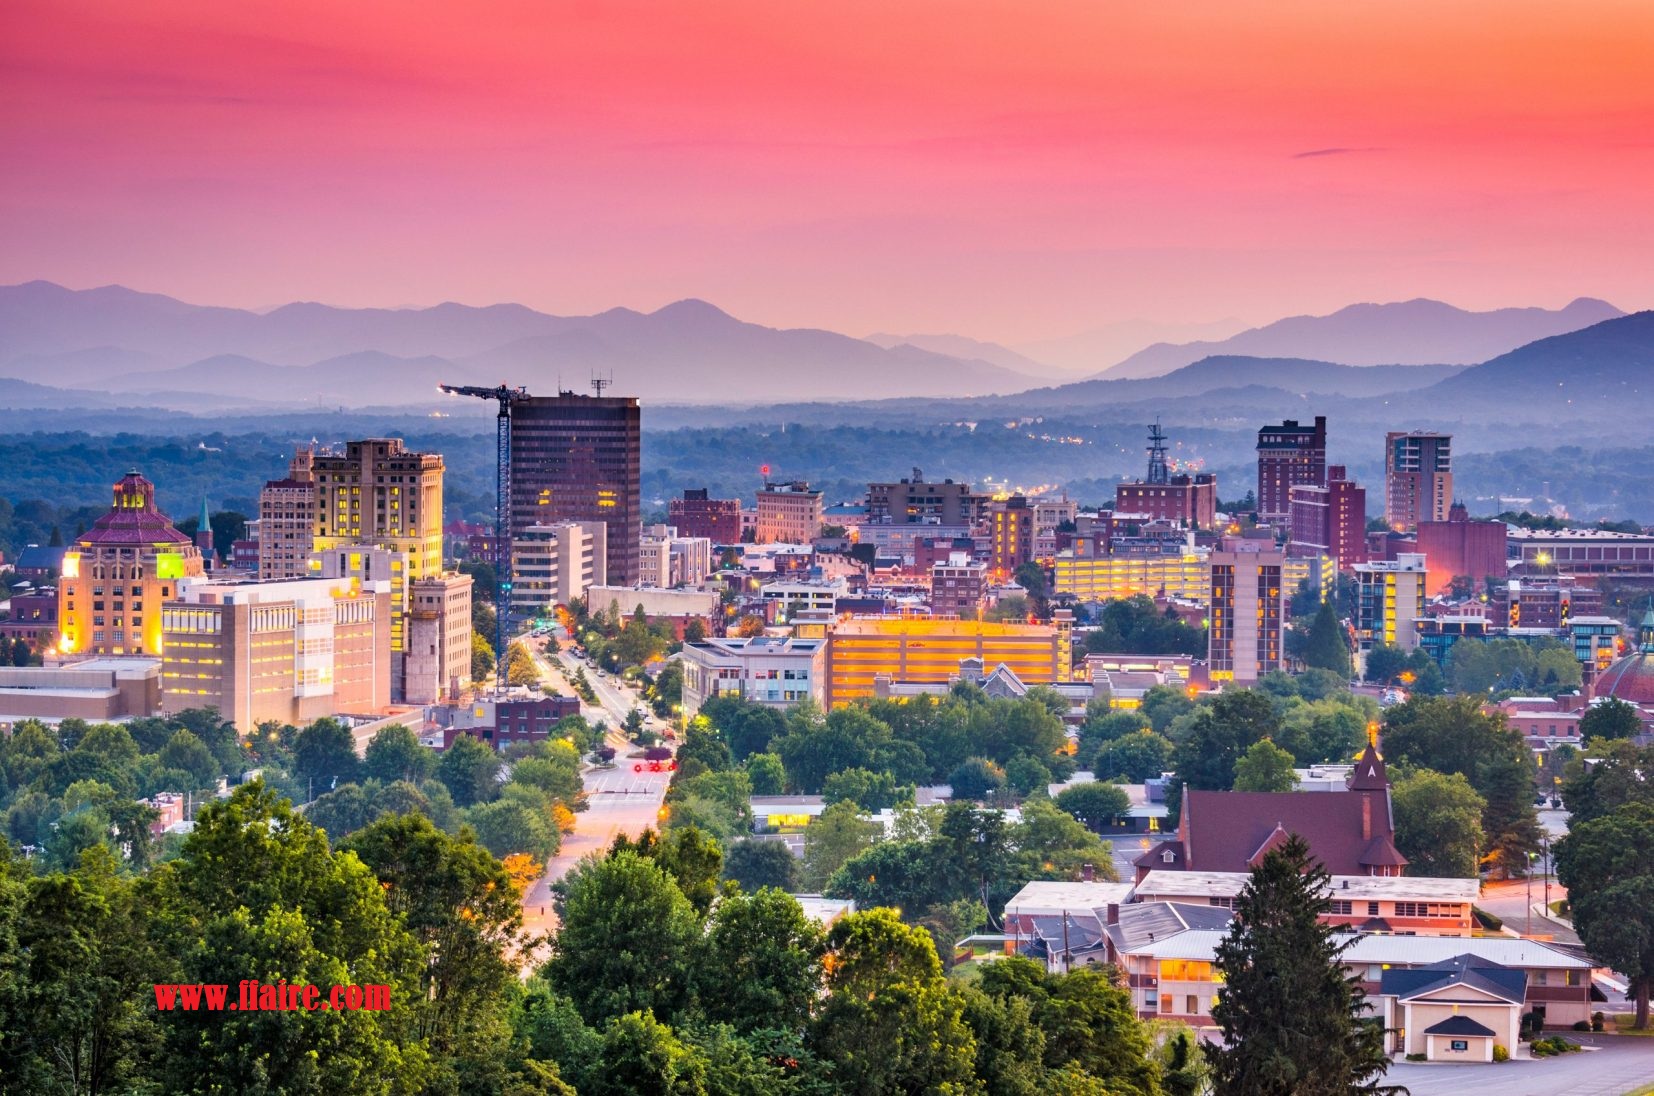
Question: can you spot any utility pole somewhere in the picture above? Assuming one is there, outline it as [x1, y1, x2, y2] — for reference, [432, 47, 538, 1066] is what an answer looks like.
[439, 383, 530, 688]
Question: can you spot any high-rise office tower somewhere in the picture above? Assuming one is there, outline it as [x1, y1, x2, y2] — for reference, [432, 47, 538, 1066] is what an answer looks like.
[1288, 465, 1367, 570]
[1256, 415, 1327, 522]
[510, 391, 642, 586]
[1207, 541, 1285, 684]
[1384, 431, 1452, 530]
[309, 439, 445, 656]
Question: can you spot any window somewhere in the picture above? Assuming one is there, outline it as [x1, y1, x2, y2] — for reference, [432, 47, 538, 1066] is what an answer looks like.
[1367, 902, 1380, 916]
[1330, 900, 1353, 915]
[1158, 994, 1171, 1014]
[1186, 995, 1199, 1016]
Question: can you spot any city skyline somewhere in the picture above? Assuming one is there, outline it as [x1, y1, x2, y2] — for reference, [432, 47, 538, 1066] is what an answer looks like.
[5, 1, 1653, 344]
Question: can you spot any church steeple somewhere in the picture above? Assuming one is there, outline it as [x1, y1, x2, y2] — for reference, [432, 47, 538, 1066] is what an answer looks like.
[1348, 734, 1389, 791]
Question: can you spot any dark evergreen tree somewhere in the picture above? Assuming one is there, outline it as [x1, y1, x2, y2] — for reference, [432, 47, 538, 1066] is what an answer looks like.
[1302, 599, 1352, 677]
[1206, 834, 1402, 1096]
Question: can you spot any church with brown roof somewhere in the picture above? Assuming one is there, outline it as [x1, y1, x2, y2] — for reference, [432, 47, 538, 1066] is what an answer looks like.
[1134, 741, 1407, 883]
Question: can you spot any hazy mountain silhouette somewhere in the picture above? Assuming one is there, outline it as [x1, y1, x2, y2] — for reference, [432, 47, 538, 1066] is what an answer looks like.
[1047, 356, 1462, 403]
[1418, 310, 1654, 411]
[0, 282, 1040, 402]
[1095, 298, 1624, 379]
[862, 332, 1050, 375]
[1016, 316, 1251, 375]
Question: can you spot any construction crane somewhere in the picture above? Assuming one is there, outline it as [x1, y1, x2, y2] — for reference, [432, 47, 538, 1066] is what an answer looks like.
[439, 383, 530, 688]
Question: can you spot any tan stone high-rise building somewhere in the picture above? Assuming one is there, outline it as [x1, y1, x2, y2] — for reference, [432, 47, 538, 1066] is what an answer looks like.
[258, 447, 317, 581]
[309, 439, 445, 655]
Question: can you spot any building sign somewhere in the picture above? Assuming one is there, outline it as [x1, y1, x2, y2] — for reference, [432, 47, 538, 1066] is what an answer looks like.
[156, 552, 186, 579]
[1449, 1040, 1468, 1051]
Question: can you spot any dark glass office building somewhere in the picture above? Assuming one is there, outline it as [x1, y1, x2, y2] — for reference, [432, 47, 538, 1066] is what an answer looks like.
[510, 391, 641, 586]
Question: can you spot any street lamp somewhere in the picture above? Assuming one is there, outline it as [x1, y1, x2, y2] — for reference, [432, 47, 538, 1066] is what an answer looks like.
[1526, 851, 1539, 937]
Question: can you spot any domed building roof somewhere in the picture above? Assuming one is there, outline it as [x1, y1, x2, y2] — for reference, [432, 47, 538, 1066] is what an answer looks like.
[76, 471, 193, 548]
[1593, 610, 1654, 705]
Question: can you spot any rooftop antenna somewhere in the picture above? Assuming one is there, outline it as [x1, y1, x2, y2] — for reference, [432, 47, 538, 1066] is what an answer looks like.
[1146, 419, 1170, 484]
[590, 371, 613, 397]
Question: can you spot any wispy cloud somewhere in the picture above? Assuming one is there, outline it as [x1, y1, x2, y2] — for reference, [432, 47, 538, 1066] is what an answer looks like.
[1292, 147, 1386, 159]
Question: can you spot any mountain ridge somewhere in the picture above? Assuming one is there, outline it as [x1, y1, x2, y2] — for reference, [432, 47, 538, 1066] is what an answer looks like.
[1095, 297, 1625, 379]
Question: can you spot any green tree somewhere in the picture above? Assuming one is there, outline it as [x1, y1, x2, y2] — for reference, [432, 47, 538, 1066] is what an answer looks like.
[363, 723, 436, 786]
[545, 851, 702, 1026]
[699, 887, 825, 1032]
[472, 631, 496, 682]
[1303, 599, 1352, 677]
[1231, 739, 1297, 793]
[1581, 698, 1644, 743]
[722, 838, 798, 893]
[949, 756, 1007, 801]
[1383, 694, 1543, 874]
[811, 908, 978, 1094]
[822, 767, 904, 811]
[977, 956, 1159, 1095]
[589, 1011, 708, 1096]
[1054, 782, 1130, 831]
[1174, 689, 1280, 791]
[437, 733, 502, 808]
[1555, 802, 1654, 1029]
[0, 849, 162, 1094]
[1562, 740, 1654, 825]
[1012, 798, 1117, 882]
[1364, 643, 1408, 685]
[743, 752, 786, 796]
[1390, 768, 1485, 878]
[306, 783, 379, 838]
[801, 800, 880, 891]
[345, 813, 522, 1066]
[465, 799, 559, 860]
[149, 782, 428, 1094]
[1205, 834, 1399, 1096]
[1092, 730, 1175, 783]
[157, 729, 219, 789]
[293, 717, 361, 796]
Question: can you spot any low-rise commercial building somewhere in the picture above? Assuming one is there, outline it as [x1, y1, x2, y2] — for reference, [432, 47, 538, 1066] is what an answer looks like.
[1052, 548, 1211, 603]
[0, 658, 161, 723]
[681, 635, 827, 714]
[823, 617, 1062, 708]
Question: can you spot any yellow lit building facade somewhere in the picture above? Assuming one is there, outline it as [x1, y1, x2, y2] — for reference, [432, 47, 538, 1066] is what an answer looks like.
[823, 617, 1062, 707]
[57, 472, 206, 657]
[1052, 551, 1211, 603]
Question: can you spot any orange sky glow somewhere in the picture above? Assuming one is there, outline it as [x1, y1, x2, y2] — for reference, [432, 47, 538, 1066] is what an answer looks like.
[4, 0, 1653, 341]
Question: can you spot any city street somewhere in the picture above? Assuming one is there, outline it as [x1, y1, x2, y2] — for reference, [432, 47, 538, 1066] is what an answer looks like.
[514, 636, 673, 972]
[517, 761, 672, 971]
[1384, 1034, 1654, 1096]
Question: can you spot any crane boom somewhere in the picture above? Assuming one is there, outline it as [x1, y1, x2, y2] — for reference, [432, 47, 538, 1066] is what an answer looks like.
[440, 383, 529, 688]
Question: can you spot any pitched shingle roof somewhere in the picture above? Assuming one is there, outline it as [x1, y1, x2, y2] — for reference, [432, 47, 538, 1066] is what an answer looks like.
[1380, 955, 1527, 1005]
[1180, 788, 1406, 875]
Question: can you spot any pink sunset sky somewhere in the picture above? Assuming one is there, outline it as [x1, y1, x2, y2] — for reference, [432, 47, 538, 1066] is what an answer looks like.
[4, 0, 1653, 343]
